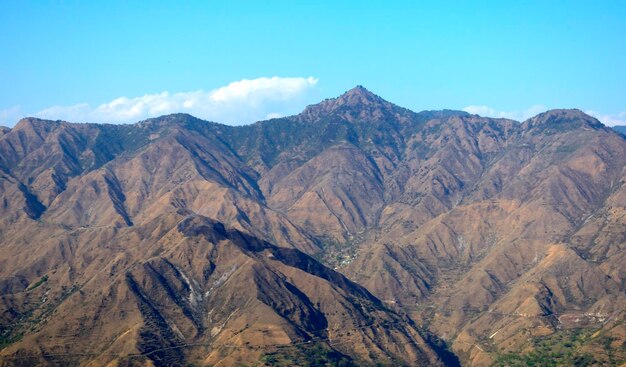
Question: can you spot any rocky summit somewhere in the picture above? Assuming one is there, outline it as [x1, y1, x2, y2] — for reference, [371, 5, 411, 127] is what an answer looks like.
[0, 87, 624, 366]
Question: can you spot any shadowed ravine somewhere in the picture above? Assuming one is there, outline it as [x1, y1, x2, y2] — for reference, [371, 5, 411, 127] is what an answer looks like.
[0, 87, 625, 366]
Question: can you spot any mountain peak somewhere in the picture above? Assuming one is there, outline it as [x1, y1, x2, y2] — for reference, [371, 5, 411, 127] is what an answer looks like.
[525, 109, 604, 130]
[299, 86, 410, 122]
[334, 85, 385, 106]
[341, 85, 376, 96]
[0, 125, 10, 138]
[12, 117, 62, 136]
[533, 108, 588, 120]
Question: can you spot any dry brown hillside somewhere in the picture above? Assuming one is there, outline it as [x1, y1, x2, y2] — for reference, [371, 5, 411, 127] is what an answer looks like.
[0, 87, 624, 367]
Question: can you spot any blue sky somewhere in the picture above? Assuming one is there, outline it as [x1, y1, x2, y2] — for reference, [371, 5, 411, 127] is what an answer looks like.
[1, 1, 625, 126]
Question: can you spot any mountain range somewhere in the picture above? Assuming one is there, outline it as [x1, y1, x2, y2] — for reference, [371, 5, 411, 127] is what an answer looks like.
[0, 86, 624, 366]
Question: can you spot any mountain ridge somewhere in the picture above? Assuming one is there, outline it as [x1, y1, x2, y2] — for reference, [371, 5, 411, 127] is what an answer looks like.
[0, 87, 624, 367]
[9, 86, 609, 130]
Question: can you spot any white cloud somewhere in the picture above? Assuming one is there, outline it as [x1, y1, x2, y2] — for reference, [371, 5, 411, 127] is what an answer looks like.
[265, 112, 284, 119]
[463, 105, 626, 127]
[585, 110, 626, 127]
[34, 76, 319, 125]
[463, 104, 547, 121]
[0, 105, 23, 126]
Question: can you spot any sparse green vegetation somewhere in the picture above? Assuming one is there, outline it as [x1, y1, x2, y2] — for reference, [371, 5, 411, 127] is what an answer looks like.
[260, 343, 358, 367]
[313, 238, 359, 270]
[0, 333, 23, 350]
[26, 275, 48, 291]
[555, 144, 579, 153]
[494, 328, 625, 367]
[1, 283, 79, 351]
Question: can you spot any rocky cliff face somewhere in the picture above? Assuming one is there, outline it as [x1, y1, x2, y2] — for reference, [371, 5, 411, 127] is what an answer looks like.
[0, 87, 624, 366]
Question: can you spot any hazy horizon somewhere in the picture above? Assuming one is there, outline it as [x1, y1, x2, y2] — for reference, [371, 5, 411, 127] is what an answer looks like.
[1, 1, 625, 126]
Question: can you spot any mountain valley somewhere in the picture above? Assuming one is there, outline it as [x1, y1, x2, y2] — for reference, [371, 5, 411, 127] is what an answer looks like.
[0, 86, 624, 367]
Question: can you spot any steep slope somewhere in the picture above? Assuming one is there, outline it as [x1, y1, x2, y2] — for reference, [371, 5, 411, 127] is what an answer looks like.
[345, 109, 626, 366]
[0, 214, 446, 366]
[216, 87, 480, 243]
[1, 87, 625, 367]
[0, 117, 172, 228]
[611, 125, 626, 136]
[0, 107, 452, 366]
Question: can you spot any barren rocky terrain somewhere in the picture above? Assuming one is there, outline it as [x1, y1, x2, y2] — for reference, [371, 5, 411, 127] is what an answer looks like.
[0, 87, 624, 366]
